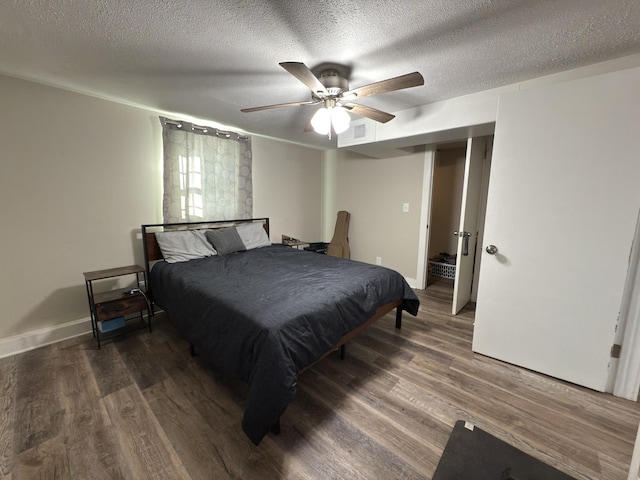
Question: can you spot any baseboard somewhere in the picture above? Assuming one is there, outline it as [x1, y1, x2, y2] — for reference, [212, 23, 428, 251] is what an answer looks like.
[405, 277, 418, 289]
[0, 317, 93, 359]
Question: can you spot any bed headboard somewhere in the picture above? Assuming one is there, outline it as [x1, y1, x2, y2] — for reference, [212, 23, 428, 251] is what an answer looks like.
[141, 218, 270, 287]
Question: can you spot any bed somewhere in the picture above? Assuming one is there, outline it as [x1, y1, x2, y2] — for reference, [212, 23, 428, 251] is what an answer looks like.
[141, 218, 419, 445]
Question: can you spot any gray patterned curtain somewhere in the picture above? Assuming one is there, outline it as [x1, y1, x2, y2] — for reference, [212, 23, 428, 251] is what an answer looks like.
[160, 117, 252, 223]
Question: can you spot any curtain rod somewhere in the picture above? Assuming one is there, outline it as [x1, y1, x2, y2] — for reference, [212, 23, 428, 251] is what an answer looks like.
[160, 116, 249, 141]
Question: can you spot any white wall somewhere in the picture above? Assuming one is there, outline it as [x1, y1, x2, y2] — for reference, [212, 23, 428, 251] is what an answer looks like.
[333, 148, 425, 284]
[340, 54, 640, 152]
[0, 74, 323, 352]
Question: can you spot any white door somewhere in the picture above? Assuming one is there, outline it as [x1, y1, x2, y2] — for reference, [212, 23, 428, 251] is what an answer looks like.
[473, 67, 640, 391]
[452, 137, 486, 314]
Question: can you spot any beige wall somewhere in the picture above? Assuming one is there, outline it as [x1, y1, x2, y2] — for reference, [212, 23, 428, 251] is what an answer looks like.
[334, 148, 425, 283]
[0, 74, 162, 339]
[0, 74, 322, 342]
[252, 137, 322, 243]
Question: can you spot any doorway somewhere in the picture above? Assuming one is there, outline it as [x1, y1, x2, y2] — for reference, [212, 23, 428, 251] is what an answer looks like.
[427, 142, 465, 290]
[423, 137, 492, 314]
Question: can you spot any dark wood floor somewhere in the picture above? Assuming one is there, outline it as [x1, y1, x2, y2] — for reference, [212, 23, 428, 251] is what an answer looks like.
[2, 277, 639, 479]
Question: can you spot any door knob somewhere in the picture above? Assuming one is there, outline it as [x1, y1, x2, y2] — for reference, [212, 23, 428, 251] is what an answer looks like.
[485, 245, 498, 255]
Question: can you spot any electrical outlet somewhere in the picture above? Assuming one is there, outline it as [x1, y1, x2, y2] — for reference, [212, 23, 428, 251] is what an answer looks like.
[402, 203, 410, 213]
[376, 257, 382, 265]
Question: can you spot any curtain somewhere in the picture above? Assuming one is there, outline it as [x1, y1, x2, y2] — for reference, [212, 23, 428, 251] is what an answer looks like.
[160, 116, 252, 223]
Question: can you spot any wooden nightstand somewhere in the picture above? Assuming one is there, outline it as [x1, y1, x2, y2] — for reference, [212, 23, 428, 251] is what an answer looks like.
[83, 265, 151, 348]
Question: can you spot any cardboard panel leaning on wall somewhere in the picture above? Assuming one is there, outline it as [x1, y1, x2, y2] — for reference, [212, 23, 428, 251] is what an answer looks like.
[0, 74, 162, 341]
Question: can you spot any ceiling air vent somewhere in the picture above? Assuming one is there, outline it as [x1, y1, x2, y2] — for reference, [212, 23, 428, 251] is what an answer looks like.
[354, 124, 366, 139]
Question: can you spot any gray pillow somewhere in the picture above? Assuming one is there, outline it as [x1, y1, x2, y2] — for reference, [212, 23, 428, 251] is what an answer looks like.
[205, 227, 246, 255]
[155, 230, 217, 263]
[236, 222, 271, 250]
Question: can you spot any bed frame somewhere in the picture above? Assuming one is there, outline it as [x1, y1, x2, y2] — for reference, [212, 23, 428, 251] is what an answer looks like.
[140, 218, 404, 436]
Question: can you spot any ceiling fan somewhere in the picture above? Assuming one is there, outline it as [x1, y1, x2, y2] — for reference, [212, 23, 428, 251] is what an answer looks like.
[241, 62, 424, 137]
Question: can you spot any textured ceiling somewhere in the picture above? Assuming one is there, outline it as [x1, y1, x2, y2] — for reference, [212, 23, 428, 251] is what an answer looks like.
[2, 0, 640, 148]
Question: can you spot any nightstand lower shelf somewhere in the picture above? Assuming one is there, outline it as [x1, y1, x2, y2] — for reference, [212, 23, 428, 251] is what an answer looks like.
[95, 313, 151, 344]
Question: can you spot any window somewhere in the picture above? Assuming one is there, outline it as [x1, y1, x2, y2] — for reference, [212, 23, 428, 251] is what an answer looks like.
[160, 117, 252, 222]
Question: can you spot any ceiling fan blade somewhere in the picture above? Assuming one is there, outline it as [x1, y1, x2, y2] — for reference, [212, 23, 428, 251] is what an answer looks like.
[279, 62, 328, 95]
[241, 100, 318, 113]
[344, 72, 424, 99]
[343, 103, 395, 123]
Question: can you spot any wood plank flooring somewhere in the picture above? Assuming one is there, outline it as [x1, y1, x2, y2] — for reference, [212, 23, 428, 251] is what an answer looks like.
[2, 277, 640, 479]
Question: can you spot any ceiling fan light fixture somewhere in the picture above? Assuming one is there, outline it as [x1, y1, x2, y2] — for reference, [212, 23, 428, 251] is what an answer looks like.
[311, 99, 351, 137]
[331, 106, 351, 134]
[310, 107, 331, 135]
[242, 62, 424, 138]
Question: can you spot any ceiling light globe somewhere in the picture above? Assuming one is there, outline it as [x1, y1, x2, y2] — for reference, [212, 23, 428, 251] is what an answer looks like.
[311, 108, 331, 135]
[331, 107, 351, 134]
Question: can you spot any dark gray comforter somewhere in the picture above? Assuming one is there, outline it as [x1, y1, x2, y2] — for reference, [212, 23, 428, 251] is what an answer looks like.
[149, 244, 419, 445]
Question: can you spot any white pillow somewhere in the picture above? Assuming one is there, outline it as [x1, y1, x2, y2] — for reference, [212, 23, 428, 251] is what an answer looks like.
[155, 230, 217, 263]
[236, 222, 271, 250]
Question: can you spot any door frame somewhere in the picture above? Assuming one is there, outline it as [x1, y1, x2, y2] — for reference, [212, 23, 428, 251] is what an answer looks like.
[416, 137, 491, 303]
[416, 146, 436, 289]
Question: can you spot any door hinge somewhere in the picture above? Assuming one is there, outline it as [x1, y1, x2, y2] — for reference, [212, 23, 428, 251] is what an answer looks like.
[611, 343, 622, 359]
